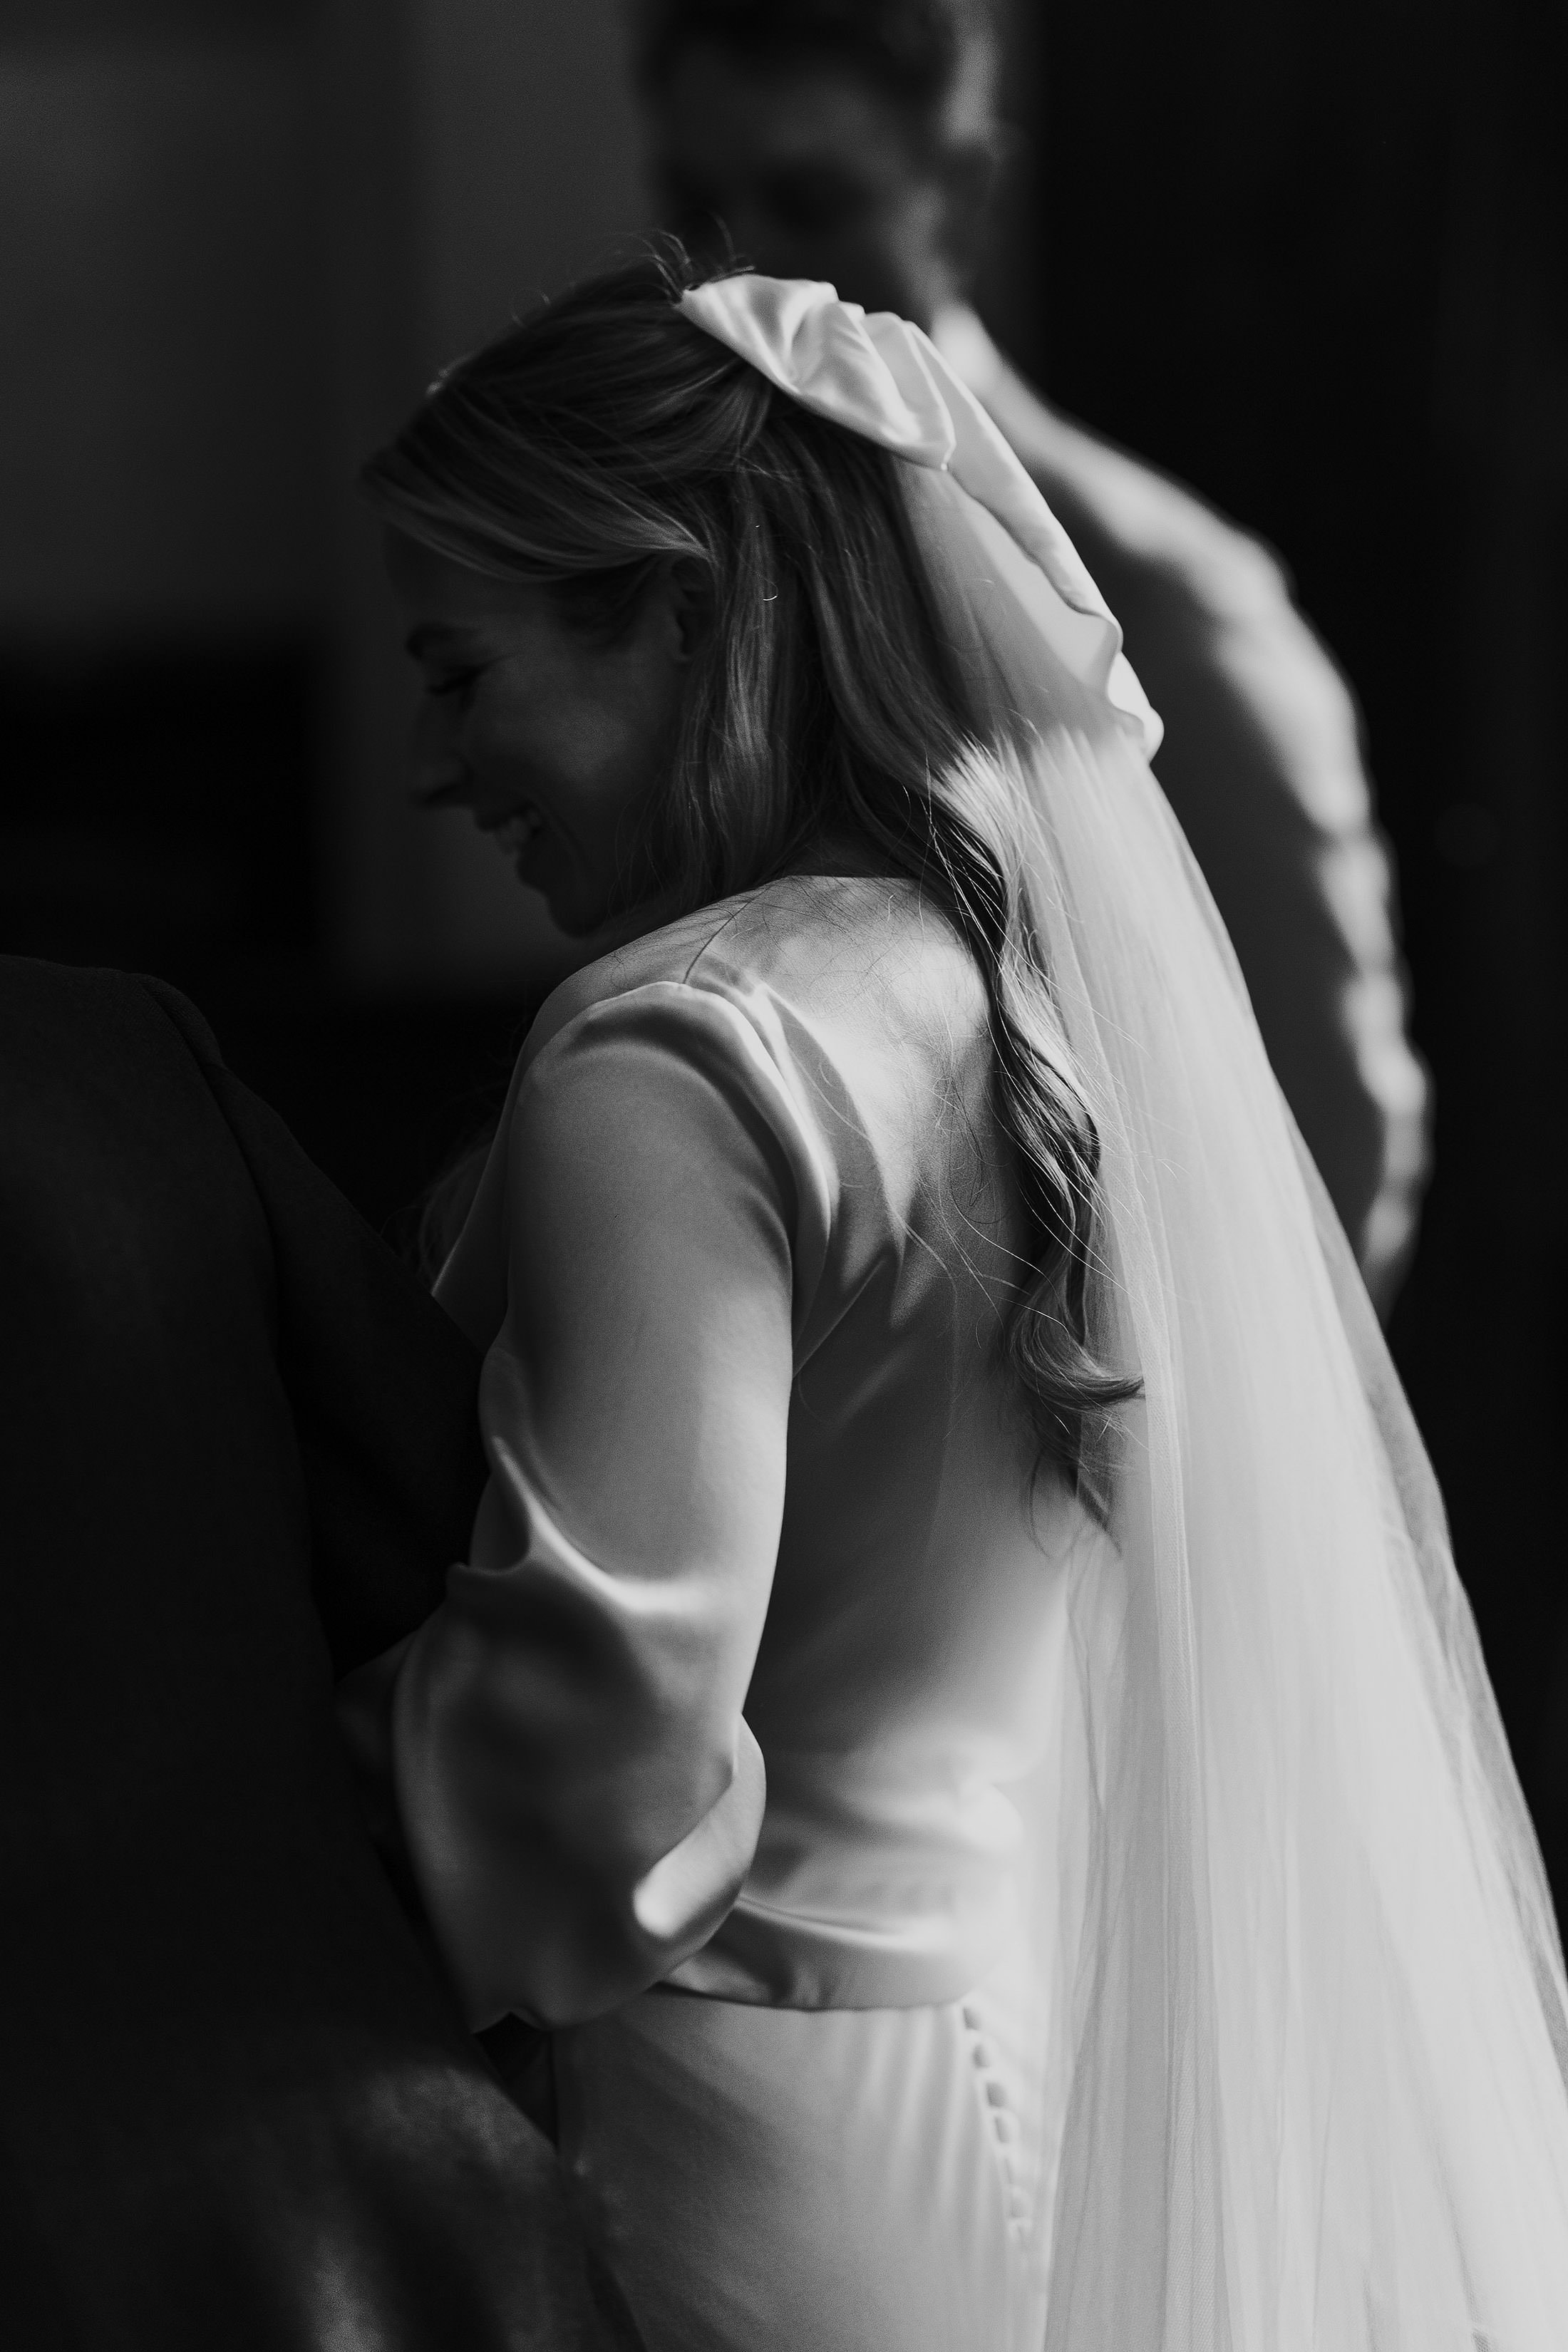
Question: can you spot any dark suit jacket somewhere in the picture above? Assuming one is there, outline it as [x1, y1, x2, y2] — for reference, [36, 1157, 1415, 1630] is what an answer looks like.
[0, 958, 631, 2351]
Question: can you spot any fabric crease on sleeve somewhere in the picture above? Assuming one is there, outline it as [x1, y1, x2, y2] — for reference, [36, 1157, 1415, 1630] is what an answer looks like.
[386, 981, 829, 2029]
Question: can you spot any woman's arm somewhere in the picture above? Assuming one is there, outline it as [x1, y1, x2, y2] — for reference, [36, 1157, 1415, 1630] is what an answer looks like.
[388, 982, 805, 2029]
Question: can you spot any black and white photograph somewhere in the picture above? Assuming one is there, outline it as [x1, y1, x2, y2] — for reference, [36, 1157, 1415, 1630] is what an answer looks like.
[3, 1, 1565, 2344]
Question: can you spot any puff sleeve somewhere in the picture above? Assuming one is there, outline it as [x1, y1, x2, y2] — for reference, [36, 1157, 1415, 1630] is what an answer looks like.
[386, 981, 822, 2029]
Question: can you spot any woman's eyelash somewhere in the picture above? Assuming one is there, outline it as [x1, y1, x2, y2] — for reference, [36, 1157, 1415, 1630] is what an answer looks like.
[428, 668, 481, 698]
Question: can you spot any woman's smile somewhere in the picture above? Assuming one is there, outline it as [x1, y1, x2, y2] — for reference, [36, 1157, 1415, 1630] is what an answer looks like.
[480, 802, 545, 854]
[484, 802, 552, 885]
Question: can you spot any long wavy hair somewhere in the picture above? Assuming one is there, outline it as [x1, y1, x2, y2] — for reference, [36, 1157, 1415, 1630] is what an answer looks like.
[363, 249, 1137, 1515]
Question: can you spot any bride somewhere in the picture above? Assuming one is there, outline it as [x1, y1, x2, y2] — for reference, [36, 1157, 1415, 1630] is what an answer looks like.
[343, 253, 1568, 2349]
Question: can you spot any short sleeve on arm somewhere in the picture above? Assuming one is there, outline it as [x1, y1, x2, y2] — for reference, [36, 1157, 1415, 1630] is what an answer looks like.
[390, 980, 826, 2029]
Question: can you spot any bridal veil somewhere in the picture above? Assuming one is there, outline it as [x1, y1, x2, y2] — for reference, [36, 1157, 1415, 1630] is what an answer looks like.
[681, 272, 1568, 2350]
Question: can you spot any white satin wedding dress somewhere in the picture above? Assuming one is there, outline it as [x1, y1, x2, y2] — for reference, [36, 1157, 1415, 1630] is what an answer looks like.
[405, 872, 1086, 2350]
[346, 272, 1568, 2352]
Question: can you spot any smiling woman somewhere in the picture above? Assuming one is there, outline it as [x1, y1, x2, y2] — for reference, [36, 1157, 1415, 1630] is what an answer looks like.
[347, 251, 1568, 2352]
[360, 248, 1130, 1508]
[386, 536, 697, 935]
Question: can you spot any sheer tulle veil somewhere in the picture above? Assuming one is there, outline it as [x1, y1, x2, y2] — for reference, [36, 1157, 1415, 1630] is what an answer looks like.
[681, 273, 1568, 2348]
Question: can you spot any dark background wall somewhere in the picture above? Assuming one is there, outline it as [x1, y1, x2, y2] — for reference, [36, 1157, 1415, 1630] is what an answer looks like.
[1, 6, 323, 982]
[0, 0, 644, 1212]
[3, 4, 1564, 1894]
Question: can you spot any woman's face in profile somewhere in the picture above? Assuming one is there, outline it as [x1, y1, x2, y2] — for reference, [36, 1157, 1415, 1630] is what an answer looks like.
[386, 532, 692, 937]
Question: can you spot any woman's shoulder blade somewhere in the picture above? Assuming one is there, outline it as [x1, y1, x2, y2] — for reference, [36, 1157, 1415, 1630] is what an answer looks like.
[521, 876, 984, 1083]
[662, 875, 983, 1042]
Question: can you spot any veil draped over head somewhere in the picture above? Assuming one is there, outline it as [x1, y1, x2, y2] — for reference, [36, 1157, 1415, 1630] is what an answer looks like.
[681, 273, 1568, 2350]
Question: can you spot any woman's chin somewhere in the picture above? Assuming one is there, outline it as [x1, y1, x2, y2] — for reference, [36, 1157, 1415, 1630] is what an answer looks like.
[506, 832, 668, 945]
[524, 870, 621, 943]
[545, 894, 611, 941]
[505, 835, 592, 935]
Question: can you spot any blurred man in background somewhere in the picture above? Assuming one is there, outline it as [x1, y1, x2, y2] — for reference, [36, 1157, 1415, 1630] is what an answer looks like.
[633, 0, 1429, 1306]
